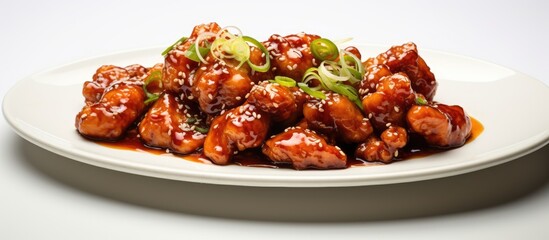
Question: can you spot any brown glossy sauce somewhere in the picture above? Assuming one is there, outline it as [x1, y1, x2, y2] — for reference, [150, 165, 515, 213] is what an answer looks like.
[97, 117, 484, 169]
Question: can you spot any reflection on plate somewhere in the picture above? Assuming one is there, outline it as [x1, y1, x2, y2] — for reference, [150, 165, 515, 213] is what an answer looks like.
[3, 45, 549, 187]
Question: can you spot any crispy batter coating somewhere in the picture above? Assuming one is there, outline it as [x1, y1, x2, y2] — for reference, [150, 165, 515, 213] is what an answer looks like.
[76, 80, 146, 140]
[246, 81, 298, 123]
[304, 92, 373, 144]
[138, 93, 207, 154]
[262, 127, 347, 169]
[364, 42, 437, 100]
[264, 33, 320, 81]
[358, 64, 392, 98]
[163, 22, 221, 96]
[361, 73, 416, 131]
[406, 103, 472, 148]
[355, 126, 408, 163]
[82, 65, 146, 104]
[192, 59, 254, 115]
[203, 104, 270, 165]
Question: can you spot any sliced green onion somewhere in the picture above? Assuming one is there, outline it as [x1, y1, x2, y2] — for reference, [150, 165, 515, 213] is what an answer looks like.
[298, 82, 326, 100]
[186, 117, 197, 124]
[194, 126, 209, 134]
[193, 32, 217, 64]
[415, 95, 428, 105]
[330, 83, 363, 109]
[302, 64, 363, 109]
[271, 76, 296, 87]
[303, 67, 320, 84]
[318, 61, 348, 82]
[185, 43, 211, 63]
[243, 36, 270, 72]
[143, 70, 163, 104]
[339, 51, 364, 84]
[311, 38, 339, 61]
[194, 27, 270, 72]
[162, 36, 188, 57]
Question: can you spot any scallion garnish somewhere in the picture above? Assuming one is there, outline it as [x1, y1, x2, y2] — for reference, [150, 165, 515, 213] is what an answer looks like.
[297, 82, 326, 100]
[415, 95, 428, 105]
[194, 126, 209, 134]
[243, 36, 270, 72]
[302, 50, 364, 109]
[270, 76, 297, 87]
[143, 70, 163, 104]
[311, 38, 339, 61]
[162, 36, 188, 57]
[185, 43, 211, 63]
[268, 76, 325, 99]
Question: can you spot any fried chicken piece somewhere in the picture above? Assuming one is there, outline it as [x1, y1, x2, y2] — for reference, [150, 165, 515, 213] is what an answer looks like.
[138, 93, 207, 154]
[263, 33, 320, 81]
[355, 126, 408, 163]
[82, 65, 145, 104]
[124, 64, 148, 79]
[364, 42, 437, 100]
[192, 59, 254, 115]
[304, 92, 373, 144]
[75, 80, 146, 140]
[203, 104, 270, 165]
[358, 64, 392, 98]
[262, 127, 347, 170]
[246, 81, 301, 123]
[163, 22, 221, 96]
[406, 103, 472, 148]
[361, 73, 416, 131]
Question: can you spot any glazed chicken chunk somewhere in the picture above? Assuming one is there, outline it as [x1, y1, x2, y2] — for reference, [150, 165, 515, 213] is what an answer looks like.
[192, 59, 255, 115]
[364, 42, 437, 101]
[361, 72, 416, 131]
[406, 103, 472, 148]
[358, 64, 392, 99]
[303, 92, 373, 144]
[262, 127, 347, 169]
[264, 33, 320, 80]
[82, 64, 146, 104]
[76, 80, 146, 140]
[138, 93, 207, 154]
[163, 22, 221, 96]
[355, 126, 408, 163]
[203, 103, 271, 165]
[246, 81, 306, 123]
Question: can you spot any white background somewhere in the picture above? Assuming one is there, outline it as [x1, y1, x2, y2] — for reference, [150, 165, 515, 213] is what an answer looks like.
[1, 0, 548, 239]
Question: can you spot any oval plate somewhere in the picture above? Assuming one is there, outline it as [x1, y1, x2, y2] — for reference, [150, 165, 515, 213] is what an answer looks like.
[3, 45, 549, 187]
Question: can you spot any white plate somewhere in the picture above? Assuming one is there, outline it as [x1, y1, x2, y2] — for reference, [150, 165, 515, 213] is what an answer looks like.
[3, 45, 549, 187]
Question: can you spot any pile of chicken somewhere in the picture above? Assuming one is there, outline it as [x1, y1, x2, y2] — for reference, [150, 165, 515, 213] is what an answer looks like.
[75, 22, 472, 170]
